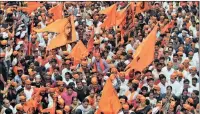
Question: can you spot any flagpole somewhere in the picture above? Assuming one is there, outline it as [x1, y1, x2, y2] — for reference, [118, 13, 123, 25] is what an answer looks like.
[115, 2, 118, 48]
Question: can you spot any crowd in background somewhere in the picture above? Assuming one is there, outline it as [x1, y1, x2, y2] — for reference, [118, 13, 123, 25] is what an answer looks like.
[0, 1, 199, 114]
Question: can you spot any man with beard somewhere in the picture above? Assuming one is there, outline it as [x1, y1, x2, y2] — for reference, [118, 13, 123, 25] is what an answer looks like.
[75, 80, 89, 102]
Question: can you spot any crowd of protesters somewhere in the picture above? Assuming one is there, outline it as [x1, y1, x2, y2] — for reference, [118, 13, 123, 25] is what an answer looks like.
[0, 1, 199, 114]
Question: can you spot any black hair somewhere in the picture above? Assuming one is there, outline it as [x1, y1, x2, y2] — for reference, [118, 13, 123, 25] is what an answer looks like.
[119, 95, 128, 102]
[193, 90, 199, 96]
[135, 71, 141, 75]
[55, 75, 63, 81]
[159, 74, 166, 80]
[132, 83, 138, 91]
[192, 77, 198, 82]
[184, 79, 190, 84]
[5, 108, 12, 114]
[141, 86, 148, 91]
[147, 78, 154, 82]
[67, 85, 74, 90]
[166, 86, 172, 90]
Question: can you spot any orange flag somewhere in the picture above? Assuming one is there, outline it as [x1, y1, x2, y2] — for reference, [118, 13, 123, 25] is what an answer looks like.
[99, 4, 117, 15]
[87, 30, 95, 52]
[100, 4, 117, 29]
[116, 5, 127, 26]
[21, 2, 42, 14]
[49, 3, 63, 20]
[69, 40, 89, 65]
[33, 18, 68, 33]
[46, 16, 76, 50]
[41, 103, 56, 114]
[135, 2, 151, 14]
[126, 24, 158, 72]
[98, 78, 121, 114]
[160, 21, 174, 34]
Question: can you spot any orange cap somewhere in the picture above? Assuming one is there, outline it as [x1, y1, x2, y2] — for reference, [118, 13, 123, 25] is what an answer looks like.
[0, 53, 5, 58]
[56, 110, 63, 114]
[64, 105, 71, 112]
[177, 72, 184, 78]
[132, 79, 139, 84]
[183, 59, 190, 63]
[1, 40, 7, 45]
[187, 98, 194, 104]
[191, 66, 197, 71]
[122, 104, 129, 110]
[183, 104, 192, 111]
[91, 76, 98, 85]
[13, 51, 18, 56]
[153, 85, 161, 91]
[170, 73, 177, 79]
[19, 96, 26, 100]
[25, 80, 31, 85]
[73, 74, 79, 79]
[127, 49, 133, 54]
[16, 104, 23, 111]
[58, 98, 65, 105]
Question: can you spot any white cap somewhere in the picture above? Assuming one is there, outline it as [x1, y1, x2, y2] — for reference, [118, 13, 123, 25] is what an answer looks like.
[35, 75, 41, 79]
[76, 14, 81, 16]
[82, 80, 86, 83]
[2, 32, 8, 39]
[39, 43, 46, 47]
[17, 41, 24, 45]
[15, 45, 21, 50]
[20, 31, 27, 38]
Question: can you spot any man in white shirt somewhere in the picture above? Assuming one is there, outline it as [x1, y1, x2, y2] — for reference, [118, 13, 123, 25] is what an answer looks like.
[118, 72, 129, 96]
[1, 98, 14, 114]
[168, 73, 182, 97]
[191, 77, 199, 91]
[186, 67, 199, 86]
[158, 74, 169, 95]
[24, 80, 34, 101]
[161, 61, 175, 82]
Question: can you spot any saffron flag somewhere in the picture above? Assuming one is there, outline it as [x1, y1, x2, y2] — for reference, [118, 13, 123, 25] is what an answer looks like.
[69, 40, 89, 65]
[98, 78, 121, 114]
[46, 16, 77, 50]
[135, 2, 151, 14]
[33, 18, 69, 33]
[126, 24, 158, 72]
[21, 2, 42, 14]
[99, 4, 117, 15]
[41, 103, 56, 114]
[49, 3, 63, 20]
[160, 21, 175, 34]
[87, 30, 95, 52]
[100, 4, 117, 29]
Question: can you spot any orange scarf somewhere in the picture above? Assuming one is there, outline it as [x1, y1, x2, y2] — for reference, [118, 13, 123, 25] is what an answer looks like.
[94, 59, 105, 72]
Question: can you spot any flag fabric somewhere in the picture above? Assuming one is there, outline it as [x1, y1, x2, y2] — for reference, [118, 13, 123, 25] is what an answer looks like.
[160, 21, 175, 34]
[99, 4, 117, 15]
[69, 40, 89, 65]
[41, 103, 56, 114]
[33, 18, 69, 33]
[35, 16, 76, 50]
[135, 2, 151, 14]
[87, 30, 95, 52]
[126, 24, 158, 72]
[49, 3, 63, 20]
[21, 2, 42, 14]
[100, 4, 117, 29]
[98, 78, 121, 114]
